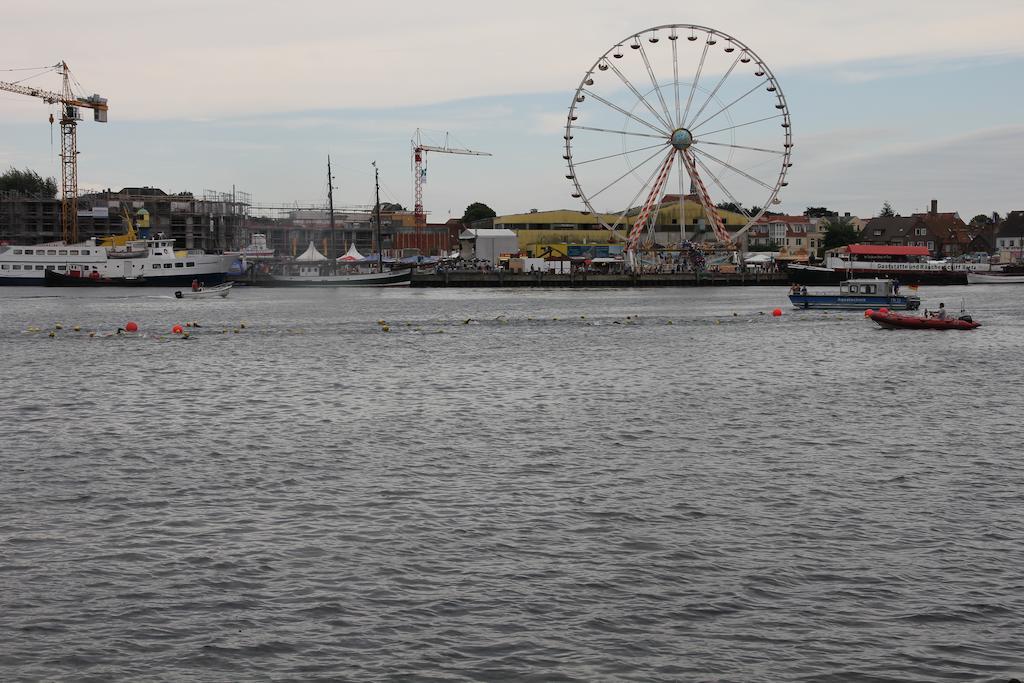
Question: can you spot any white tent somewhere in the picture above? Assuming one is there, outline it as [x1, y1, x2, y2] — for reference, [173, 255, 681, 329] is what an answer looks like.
[337, 243, 364, 262]
[296, 241, 327, 262]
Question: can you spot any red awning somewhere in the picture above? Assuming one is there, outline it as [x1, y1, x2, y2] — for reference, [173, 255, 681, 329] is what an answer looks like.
[844, 244, 930, 256]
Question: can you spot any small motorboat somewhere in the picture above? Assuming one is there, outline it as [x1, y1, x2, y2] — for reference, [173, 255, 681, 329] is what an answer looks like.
[868, 310, 980, 330]
[789, 278, 920, 310]
[175, 282, 232, 299]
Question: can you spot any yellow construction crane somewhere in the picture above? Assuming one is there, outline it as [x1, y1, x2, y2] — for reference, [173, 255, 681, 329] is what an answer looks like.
[0, 61, 108, 243]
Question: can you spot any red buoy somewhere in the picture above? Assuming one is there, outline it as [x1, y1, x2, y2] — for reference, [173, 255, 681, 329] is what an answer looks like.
[772, 308, 782, 317]
[125, 321, 139, 333]
[172, 324, 184, 334]
[864, 309, 875, 318]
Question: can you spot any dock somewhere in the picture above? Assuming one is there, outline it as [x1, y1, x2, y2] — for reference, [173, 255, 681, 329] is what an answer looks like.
[411, 271, 789, 287]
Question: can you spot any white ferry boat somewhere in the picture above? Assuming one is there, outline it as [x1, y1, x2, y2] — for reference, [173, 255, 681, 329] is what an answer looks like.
[0, 236, 234, 286]
[786, 244, 992, 286]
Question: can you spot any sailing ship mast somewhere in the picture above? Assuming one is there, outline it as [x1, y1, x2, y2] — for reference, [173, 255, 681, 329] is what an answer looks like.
[327, 156, 336, 268]
[373, 162, 383, 273]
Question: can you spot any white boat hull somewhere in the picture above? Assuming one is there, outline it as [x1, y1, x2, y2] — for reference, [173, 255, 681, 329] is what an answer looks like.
[174, 283, 232, 298]
[967, 272, 1024, 284]
[266, 270, 412, 287]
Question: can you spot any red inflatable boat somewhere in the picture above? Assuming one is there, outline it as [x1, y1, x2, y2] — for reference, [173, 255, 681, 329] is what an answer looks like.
[868, 310, 980, 330]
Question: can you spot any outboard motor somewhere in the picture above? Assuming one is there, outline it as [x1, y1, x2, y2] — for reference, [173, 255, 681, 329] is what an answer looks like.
[958, 315, 973, 323]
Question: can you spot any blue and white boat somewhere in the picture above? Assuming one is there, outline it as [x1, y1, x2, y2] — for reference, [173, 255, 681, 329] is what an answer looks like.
[789, 278, 921, 310]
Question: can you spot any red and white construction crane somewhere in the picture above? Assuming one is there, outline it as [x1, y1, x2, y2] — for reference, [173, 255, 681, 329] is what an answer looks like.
[0, 61, 108, 243]
[411, 129, 490, 231]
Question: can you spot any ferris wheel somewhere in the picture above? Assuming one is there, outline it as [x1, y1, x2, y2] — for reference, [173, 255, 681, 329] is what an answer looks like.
[564, 24, 792, 258]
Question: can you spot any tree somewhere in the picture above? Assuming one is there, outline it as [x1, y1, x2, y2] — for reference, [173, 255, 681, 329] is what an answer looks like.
[715, 201, 743, 214]
[380, 202, 405, 212]
[970, 214, 993, 226]
[804, 206, 836, 218]
[0, 167, 58, 197]
[821, 215, 860, 252]
[879, 201, 895, 217]
[461, 202, 496, 224]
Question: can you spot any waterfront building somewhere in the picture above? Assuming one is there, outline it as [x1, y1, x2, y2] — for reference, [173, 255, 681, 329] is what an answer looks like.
[458, 228, 519, 265]
[995, 211, 1024, 261]
[859, 199, 976, 258]
[0, 185, 247, 252]
[493, 196, 749, 255]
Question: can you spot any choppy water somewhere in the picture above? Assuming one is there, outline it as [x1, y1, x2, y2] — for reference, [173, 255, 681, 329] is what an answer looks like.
[1, 284, 1022, 682]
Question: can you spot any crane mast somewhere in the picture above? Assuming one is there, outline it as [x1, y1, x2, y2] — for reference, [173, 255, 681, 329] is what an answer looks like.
[411, 129, 490, 232]
[0, 61, 108, 243]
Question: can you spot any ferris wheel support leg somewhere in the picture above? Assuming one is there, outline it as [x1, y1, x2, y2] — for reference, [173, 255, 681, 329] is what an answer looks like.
[625, 150, 676, 264]
[681, 151, 731, 245]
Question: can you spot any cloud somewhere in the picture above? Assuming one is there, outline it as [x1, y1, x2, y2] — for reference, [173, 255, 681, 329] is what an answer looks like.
[785, 125, 1024, 217]
[5, 0, 1024, 121]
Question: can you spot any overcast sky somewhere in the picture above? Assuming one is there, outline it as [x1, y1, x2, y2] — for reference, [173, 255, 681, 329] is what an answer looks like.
[3, 0, 1023, 221]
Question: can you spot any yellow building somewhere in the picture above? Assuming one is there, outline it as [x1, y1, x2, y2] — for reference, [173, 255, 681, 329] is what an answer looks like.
[495, 198, 749, 253]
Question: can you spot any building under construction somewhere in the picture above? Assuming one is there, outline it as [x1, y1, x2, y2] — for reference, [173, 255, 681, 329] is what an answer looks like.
[0, 186, 248, 251]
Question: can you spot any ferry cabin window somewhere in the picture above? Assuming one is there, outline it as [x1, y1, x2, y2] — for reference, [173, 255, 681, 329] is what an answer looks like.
[81, 249, 89, 255]
[46, 249, 57, 255]
[36, 265, 44, 270]
[70, 250, 79, 255]
[59, 250, 67, 255]
[174, 262, 184, 268]
[864, 285, 875, 293]
[152, 264, 160, 269]
[849, 285, 859, 293]
[45, 265, 55, 270]
[24, 249, 32, 254]
[1, 264, 8, 269]
[186, 262, 195, 267]
[13, 249, 22, 255]
[58, 265, 66, 270]
[163, 263, 172, 269]
[12, 265, 20, 269]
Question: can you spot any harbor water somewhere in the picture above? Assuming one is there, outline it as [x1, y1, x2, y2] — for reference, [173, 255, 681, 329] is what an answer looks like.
[1, 285, 1022, 682]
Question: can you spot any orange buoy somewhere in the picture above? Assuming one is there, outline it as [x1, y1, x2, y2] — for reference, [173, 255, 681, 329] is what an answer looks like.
[772, 308, 782, 317]
[125, 321, 139, 333]
[172, 324, 184, 334]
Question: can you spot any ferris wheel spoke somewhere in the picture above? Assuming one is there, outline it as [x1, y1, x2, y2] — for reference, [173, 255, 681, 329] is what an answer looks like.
[604, 59, 673, 132]
[581, 89, 670, 136]
[691, 147, 777, 192]
[572, 125, 668, 140]
[637, 42, 674, 131]
[690, 78, 769, 132]
[672, 38, 681, 128]
[691, 153, 754, 226]
[686, 51, 742, 129]
[695, 139, 785, 155]
[681, 40, 710, 129]
[694, 113, 785, 138]
[573, 141, 670, 167]
[587, 144, 672, 203]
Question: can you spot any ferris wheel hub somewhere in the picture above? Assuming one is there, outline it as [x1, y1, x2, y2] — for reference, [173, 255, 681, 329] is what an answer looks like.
[670, 128, 694, 150]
